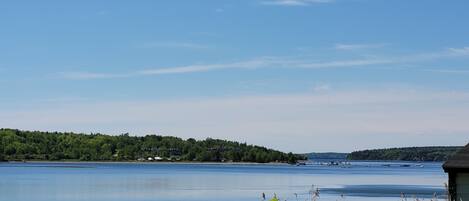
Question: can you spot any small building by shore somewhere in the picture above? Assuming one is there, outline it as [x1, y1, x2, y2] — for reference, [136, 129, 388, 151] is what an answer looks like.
[443, 143, 469, 201]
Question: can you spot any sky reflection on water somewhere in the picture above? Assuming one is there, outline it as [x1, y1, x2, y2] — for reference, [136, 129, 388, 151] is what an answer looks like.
[0, 161, 446, 201]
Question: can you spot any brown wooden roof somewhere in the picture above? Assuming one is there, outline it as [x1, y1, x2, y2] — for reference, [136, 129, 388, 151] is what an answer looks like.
[443, 143, 469, 172]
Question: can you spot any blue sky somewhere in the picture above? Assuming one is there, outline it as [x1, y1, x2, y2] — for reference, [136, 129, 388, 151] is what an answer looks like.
[1, 0, 469, 152]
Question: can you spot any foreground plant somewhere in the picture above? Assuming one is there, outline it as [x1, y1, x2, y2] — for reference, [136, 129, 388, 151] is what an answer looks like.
[266, 182, 448, 201]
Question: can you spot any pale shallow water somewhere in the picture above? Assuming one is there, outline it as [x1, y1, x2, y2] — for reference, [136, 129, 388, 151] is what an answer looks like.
[0, 161, 447, 201]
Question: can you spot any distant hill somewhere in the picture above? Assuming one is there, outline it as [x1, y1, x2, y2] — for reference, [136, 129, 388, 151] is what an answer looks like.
[307, 152, 348, 160]
[0, 128, 305, 163]
[347, 146, 463, 161]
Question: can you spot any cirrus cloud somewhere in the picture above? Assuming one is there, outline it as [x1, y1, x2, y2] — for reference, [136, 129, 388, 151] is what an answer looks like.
[58, 47, 469, 80]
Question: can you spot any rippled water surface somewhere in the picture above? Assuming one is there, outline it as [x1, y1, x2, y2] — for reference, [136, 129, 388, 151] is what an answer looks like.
[0, 161, 447, 201]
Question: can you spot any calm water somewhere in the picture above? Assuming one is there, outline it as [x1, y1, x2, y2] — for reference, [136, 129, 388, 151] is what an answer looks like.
[0, 161, 447, 201]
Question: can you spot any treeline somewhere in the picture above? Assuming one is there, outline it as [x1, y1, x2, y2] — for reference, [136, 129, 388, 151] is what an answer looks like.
[307, 152, 348, 160]
[0, 128, 305, 163]
[347, 146, 463, 161]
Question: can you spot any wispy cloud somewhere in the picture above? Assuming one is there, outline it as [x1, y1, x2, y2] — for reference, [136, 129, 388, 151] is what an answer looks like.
[59, 47, 469, 80]
[298, 58, 393, 68]
[137, 57, 289, 75]
[334, 43, 388, 50]
[424, 69, 469, 74]
[139, 42, 210, 49]
[57, 58, 282, 79]
[448, 47, 469, 55]
[312, 83, 331, 92]
[261, 0, 333, 6]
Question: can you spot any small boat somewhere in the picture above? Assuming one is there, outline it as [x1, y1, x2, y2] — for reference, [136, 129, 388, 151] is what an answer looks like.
[328, 161, 340, 166]
[296, 162, 306, 166]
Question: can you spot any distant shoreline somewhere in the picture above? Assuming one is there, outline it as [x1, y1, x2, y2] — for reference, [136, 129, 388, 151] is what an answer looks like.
[347, 146, 462, 162]
[1, 159, 445, 165]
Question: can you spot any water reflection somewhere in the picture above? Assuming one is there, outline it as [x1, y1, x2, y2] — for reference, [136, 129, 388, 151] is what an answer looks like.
[0, 161, 446, 201]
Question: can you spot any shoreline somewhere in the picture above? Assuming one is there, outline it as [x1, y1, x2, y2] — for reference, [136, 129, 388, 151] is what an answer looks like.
[1, 160, 292, 166]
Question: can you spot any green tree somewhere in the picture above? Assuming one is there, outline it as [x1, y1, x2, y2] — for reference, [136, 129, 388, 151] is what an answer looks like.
[0, 128, 304, 163]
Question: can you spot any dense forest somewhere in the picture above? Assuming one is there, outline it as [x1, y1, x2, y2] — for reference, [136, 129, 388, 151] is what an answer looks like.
[307, 152, 348, 160]
[347, 146, 463, 161]
[0, 129, 305, 163]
